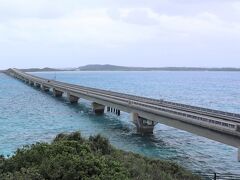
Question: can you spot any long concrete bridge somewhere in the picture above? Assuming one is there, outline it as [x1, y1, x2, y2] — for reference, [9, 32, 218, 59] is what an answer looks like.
[5, 68, 240, 161]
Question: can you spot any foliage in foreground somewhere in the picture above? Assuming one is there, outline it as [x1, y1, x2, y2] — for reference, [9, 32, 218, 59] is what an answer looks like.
[0, 132, 200, 180]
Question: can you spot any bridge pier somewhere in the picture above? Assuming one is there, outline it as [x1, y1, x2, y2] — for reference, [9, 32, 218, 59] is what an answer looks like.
[35, 83, 41, 88]
[117, 109, 120, 116]
[92, 102, 105, 115]
[29, 81, 34, 86]
[41, 85, 50, 92]
[53, 88, 63, 97]
[132, 112, 156, 134]
[67, 93, 79, 104]
[238, 148, 240, 162]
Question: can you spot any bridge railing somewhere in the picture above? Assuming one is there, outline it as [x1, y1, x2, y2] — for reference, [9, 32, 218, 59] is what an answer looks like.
[162, 100, 240, 119]
[122, 93, 240, 120]
[194, 172, 240, 180]
[132, 101, 238, 131]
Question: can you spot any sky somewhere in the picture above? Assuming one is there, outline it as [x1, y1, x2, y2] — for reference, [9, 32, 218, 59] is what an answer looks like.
[0, 0, 240, 69]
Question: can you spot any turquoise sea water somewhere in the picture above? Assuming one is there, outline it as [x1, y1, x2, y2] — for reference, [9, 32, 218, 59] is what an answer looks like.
[0, 71, 240, 174]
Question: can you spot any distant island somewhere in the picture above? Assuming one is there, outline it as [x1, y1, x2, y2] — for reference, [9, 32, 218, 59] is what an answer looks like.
[75, 64, 240, 72]
[0, 67, 63, 73]
[20, 67, 64, 72]
[2, 64, 240, 72]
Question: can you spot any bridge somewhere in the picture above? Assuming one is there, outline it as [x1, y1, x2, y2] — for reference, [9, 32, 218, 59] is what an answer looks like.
[5, 68, 240, 161]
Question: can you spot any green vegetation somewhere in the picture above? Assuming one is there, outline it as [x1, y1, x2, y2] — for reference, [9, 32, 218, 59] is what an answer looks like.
[0, 132, 200, 180]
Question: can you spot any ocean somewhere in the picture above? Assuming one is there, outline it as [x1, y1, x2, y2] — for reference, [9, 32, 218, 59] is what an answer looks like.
[0, 71, 240, 174]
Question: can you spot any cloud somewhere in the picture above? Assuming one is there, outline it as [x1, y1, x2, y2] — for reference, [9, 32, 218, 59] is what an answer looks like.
[0, 8, 157, 47]
[1, 2, 240, 47]
[114, 8, 240, 40]
[118, 8, 159, 25]
[0, 0, 66, 20]
[232, 2, 240, 12]
[0, 0, 240, 68]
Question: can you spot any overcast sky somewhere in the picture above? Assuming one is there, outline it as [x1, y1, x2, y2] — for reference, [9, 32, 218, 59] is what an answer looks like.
[1, 0, 240, 69]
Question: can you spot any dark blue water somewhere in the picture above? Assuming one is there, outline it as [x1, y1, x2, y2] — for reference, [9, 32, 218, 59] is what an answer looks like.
[0, 71, 240, 174]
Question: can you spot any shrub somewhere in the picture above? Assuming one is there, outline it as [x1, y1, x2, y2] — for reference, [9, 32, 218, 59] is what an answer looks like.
[0, 132, 200, 180]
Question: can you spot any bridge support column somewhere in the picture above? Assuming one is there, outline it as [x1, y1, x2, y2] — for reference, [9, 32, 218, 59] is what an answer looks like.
[41, 85, 50, 92]
[132, 112, 156, 134]
[29, 81, 34, 86]
[53, 88, 63, 97]
[35, 83, 41, 88]
[92, 102, 105, 115]
[117, 110, 120, 116]
[238, 148, 240, 162]
[107, 107, 120, 116]
[67, 93, 79, 104]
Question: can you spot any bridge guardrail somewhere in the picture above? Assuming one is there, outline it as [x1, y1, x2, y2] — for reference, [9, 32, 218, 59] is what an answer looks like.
[194, 172, 240, 180]
[163, 101, 240, 119]
[132, 101, 237, 131]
